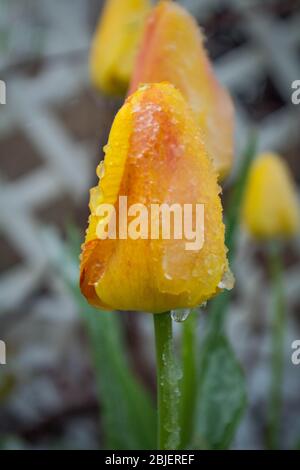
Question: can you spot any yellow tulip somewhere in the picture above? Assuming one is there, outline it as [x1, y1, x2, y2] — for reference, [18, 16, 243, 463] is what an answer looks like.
[242, 152, 300, 239]
[129, 1, 234, 180]
[80, 83, 231, 313]
[90, 0, 150, 95]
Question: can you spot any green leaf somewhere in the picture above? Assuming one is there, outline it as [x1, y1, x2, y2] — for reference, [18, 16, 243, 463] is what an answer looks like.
[82, 304, 156, 450]
[195, 334, 247, 450]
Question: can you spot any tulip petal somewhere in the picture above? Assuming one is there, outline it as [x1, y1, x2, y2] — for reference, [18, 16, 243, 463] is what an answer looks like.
[129, 1, 234, 180]
[90, 0, 150, 95]
[242, 152, 300, 239]
[80, 83, 228, 313]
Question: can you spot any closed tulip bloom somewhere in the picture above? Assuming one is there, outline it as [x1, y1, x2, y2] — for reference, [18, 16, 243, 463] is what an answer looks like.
[90, 0, 150, 95]
[80, 83, 231, 313]
[242, 152, 300, 239]
[129, 1, 234, 180]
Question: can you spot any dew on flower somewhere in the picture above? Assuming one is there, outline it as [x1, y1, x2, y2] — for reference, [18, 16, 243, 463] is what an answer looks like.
[171, 308, 190, 322]
[164, 273, 173, 281]
[96, 161, 105, 179]
[218, 267, 235, 290]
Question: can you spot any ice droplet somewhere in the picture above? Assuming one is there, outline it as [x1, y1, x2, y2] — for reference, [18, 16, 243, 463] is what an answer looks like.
[218, 268, 235, 290]
[103, 144, 110, 154]
[164, 273, 173, 280]
[96, 161, 105, 179]
[171, 308, 190, 323]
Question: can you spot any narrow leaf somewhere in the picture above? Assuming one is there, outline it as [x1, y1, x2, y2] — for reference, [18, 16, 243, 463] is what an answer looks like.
[195, 334, 247, 449]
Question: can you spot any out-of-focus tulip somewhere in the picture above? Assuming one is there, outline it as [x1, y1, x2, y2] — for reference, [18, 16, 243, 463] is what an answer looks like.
[90, 0, 150, 95]
[80, 83, 231, 313]
[242, 152, 300, 239]
[129, 1, 234, 180]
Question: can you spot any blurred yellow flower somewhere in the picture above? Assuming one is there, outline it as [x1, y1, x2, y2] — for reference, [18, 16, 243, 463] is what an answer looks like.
[80, 83, 230, 313]
[129, 1, 235, 180]
[90, 0, 150, 95]
[242, 152, 300, 239]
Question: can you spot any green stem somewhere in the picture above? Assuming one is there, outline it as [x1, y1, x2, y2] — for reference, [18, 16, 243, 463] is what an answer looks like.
[266, 241, 285, 450]
[225, 134, 257, 259]
[179, 311, 197, 448]
[153, 312, 180, 450]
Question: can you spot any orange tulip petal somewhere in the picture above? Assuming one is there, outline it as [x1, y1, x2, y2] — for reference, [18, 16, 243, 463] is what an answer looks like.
[80, 83, 229, 313]
[129, 1, 234, 180]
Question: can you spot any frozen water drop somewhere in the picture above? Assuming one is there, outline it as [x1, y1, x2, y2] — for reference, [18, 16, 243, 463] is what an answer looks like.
[103, 144, 110, 154]
[171, 308, 190, 323]
[132, 103, 142, 113]
[218, 268, 235, 291]
[96, 161, 105, 179]
[164, 273, 173, 280]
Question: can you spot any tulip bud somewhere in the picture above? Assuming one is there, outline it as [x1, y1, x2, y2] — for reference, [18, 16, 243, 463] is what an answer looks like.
[80, 83, 231, 313]
[90, 0, 150, 95]
[242, 152, 300, 239]
[129, 1, 234, 180]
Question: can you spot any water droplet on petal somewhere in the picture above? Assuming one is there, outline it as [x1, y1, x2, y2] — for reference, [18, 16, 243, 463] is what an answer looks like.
[171, 308, 190, 323]
[96, 161, 105, 179]
[164, 273, 173, 280]
[218, 268, 235, 291]
[103, 144, 110, 155]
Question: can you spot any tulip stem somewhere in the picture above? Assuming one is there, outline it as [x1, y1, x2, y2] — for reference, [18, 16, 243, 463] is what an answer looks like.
[153, 312, 180, 450]
[266, 241, 285, 450]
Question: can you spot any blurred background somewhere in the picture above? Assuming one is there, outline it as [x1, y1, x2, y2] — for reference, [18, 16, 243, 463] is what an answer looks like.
[0, 0, 300, 450]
